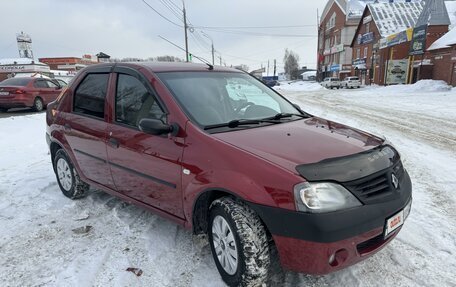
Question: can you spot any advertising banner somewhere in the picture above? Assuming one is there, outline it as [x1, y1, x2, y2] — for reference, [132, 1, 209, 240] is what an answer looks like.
[385, 59, 409, 85]
[409, 25, 427, 55]
[380, 28, 413, 49]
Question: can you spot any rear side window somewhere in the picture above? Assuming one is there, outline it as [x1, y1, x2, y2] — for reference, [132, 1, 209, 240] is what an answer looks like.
[115, 74, 165, 127]
[34, 79, 49, 88]
[74, 73, 109, 118]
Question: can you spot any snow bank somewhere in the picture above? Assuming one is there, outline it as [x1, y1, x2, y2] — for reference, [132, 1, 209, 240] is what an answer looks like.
[367, 80, 452, 93]
[274, 81, 324, 92]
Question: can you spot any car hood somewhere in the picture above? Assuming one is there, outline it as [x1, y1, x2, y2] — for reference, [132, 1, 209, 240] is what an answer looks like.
[213, 117, 384, 174]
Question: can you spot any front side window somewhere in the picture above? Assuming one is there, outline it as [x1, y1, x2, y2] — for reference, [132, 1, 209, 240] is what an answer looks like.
[73, 73, 109, 118]
[115, 74, 165, 127]
[157, 72, 300, 129]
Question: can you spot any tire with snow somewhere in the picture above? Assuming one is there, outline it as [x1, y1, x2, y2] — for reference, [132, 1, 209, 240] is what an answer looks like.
[54, 149, 89, 199]
[209, 197, 271, 287]
[33, 97, 44, 112]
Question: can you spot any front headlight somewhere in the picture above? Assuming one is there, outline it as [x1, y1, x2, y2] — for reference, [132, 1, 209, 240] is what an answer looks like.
[294, 182, 362, 213]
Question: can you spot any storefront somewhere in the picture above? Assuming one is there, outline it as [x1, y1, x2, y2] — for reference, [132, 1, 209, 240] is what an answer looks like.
[0, 58, 50, 81]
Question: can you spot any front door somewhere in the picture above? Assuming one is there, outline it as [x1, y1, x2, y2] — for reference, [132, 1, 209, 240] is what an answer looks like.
[106, 70, 184, 218]
[64, 72, 114, 189]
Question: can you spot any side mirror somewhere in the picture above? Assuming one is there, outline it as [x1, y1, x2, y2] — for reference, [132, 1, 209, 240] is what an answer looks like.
[139, 118, 180, 136]
[139, 118, 173, 135]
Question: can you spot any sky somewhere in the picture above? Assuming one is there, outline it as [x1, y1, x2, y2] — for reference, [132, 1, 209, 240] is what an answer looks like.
[0, 0, 326, 73]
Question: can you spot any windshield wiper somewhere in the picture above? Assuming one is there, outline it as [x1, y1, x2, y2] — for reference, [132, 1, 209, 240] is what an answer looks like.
[264, 112, 311, 121]
[204, 118, 280, 130]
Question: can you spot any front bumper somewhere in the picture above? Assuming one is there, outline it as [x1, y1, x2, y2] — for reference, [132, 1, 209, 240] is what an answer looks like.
[248, 170, 412, 274]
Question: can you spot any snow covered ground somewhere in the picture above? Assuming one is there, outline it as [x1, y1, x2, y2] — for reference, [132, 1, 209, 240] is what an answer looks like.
[1, 81, 455, 286]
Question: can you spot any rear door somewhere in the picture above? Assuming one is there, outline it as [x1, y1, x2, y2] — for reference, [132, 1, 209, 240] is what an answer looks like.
[106, 67, 184, 218]
[63, 68, 115, 189]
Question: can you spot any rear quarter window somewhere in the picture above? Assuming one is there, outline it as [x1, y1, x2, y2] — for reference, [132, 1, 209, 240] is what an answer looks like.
[73, 73, 109, 119]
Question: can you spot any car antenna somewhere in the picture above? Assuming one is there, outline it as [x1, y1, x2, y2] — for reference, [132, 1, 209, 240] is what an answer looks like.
[158, 35, 214, 70]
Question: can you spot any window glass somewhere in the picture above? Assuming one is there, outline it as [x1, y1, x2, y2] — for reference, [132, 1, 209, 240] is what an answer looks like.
[158, 72, 299, 127]
[115, 74, 165, 127]
[34, 79, 48, 88]
[0, 78, 32, 86]
[74, 73, 109, 118]
[46, 80, 59, 88]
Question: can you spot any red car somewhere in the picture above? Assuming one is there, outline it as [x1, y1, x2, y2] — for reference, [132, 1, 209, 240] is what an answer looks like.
[0, 77, 62, 112]
[46, 62, 412, 286]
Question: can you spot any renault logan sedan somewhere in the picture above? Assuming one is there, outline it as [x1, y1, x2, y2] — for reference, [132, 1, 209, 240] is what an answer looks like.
[46, 62, 412, 286]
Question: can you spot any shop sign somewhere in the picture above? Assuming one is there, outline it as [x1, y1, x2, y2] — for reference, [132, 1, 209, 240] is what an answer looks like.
[330, 64, 341, 72]
[352, 58, 366, 65]
[360, 32, 374, 44]
[409, 25, 427, 55]
[381, 28, 413, 49]
[363, 15, 372, 24]
[386, 59, 409, 85]
[330, 44, 344, 54]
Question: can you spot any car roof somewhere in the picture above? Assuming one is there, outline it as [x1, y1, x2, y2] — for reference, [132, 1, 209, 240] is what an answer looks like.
[83, 62, 243, 73]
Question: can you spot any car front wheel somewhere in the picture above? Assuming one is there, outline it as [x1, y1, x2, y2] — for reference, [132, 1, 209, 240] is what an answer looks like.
[209, 197, 271, 286]
[54, 149, 89, 199]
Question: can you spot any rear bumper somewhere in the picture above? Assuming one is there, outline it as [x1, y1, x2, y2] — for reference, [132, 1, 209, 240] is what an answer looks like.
[0, 96, 33, 108]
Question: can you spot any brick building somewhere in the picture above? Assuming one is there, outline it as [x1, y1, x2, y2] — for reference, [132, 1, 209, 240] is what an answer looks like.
[38, 55, 98, 71]
[350, 2, 424, 85]
[317, 0, 363, 81]
[427, 28, 456, 85]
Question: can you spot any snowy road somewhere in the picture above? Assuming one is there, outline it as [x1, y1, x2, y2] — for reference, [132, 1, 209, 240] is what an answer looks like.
[1, 81, 455, 286]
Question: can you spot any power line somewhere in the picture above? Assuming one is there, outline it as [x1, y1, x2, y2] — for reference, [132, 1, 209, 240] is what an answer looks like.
[193, 24, 317, 29]
[157, 0, 183, 21]
[141, 0, 183, 27]
[158, 35, 212, 66]
[194, 28, 317, 38]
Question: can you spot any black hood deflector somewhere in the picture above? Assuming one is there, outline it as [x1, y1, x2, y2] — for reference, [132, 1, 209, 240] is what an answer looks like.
[295, 145, 400, 182]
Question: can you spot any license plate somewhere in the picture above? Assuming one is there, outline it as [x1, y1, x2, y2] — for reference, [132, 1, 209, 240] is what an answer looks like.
[384, 209, 404, 238]
[0, 92, 9, 96]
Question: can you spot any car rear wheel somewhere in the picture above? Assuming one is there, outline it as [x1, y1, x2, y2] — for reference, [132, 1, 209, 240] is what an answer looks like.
[54, 149, 89, 199]
[209, 197, 271, 286]
[33, 97, 44, 112]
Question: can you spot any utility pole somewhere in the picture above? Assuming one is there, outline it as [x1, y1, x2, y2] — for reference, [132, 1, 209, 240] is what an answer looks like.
[273, 59, 277, 77]
[218, 55, 222, 65]
[201, 31, 215, 65]
[267, 60, 270, 76]
[183, 1, 189, 62]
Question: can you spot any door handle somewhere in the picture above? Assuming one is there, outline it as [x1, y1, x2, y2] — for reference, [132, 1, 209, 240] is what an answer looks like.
[108, 138, 120, 148]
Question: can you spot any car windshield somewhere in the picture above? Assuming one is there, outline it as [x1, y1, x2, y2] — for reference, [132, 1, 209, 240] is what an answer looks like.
[0, 78, 32, 87]
[157, 71, 302, 131]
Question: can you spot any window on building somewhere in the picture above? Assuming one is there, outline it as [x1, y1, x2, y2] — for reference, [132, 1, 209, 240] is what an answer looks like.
[115, 74, 166, 127]
[356, 48, 360, 59]
[363, 47, 368, 58]
[366, 23, 370, 33]
[73, 73, 109, 118]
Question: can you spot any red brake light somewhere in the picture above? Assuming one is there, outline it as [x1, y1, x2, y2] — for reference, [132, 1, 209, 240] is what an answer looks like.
[13, 89, 25, 94]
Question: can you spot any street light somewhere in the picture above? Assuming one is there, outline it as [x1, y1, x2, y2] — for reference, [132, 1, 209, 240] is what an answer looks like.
[201, 31, 215, 66]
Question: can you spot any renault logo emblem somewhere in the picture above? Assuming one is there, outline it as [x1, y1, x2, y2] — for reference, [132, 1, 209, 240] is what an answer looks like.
[392, 174, 399, 189]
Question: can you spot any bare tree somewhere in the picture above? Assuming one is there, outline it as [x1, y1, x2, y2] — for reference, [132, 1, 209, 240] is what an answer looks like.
[283, 49, 300, 80]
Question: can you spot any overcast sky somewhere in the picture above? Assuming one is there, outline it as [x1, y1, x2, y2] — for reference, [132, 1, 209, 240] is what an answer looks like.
[0, 0, 325, 73]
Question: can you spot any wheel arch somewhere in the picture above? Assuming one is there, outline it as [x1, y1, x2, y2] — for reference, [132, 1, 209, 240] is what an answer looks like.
[191, 188, 274, 239]
[50, 141, 63, 171]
